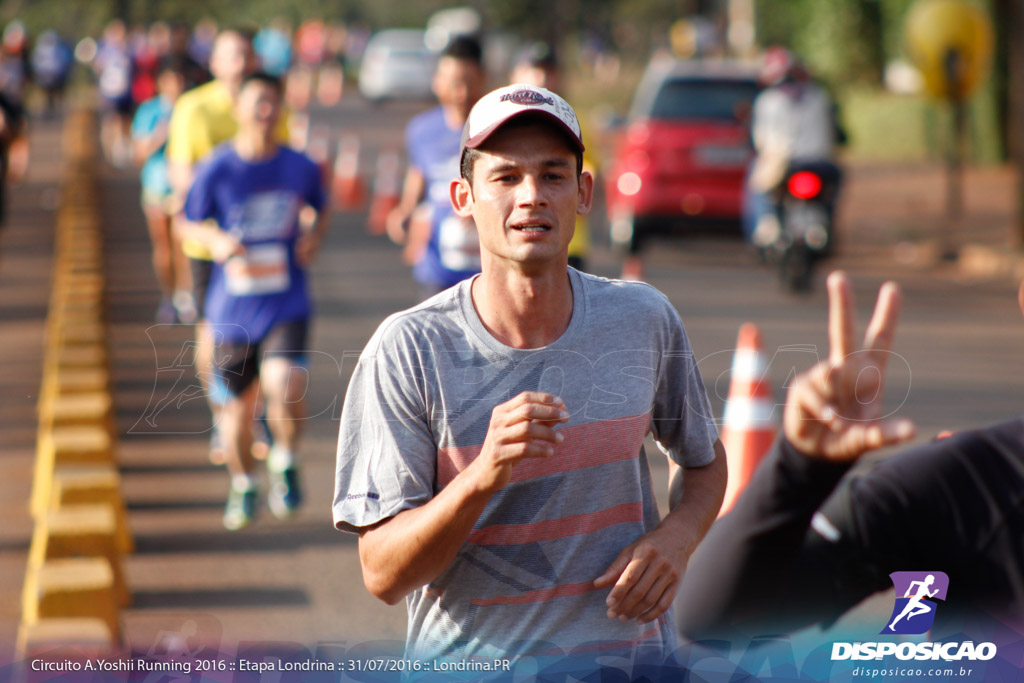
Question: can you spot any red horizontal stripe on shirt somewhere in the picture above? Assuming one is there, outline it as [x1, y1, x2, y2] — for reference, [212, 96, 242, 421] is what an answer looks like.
[437, 413, 650, 488]
[467, 502, 644, 546]
[470, 580, 600, 607]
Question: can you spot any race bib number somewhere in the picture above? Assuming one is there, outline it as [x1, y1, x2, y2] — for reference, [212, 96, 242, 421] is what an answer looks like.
[232, 191, 300, 242]
[438, 215, 480, 272]
[224, 244, 290, 296]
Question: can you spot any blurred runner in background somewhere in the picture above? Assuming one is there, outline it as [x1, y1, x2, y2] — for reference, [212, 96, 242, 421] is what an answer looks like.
[132, 56, 191, 324]
[317, 22, 347, 106]
[254, 18, 292, 78]
[0, 22, 27, 233]
[0, 64, 24, 233]
[168, 26, 292, 465]
[182, 73, 328, 530]
[168, 22, 210, 89]
[188, 18, 218, 69]
[30, 30, 73, 116]
[385, 35, 485, 297]
[288, 19, 325, 112]
[1, 21, 30, 105]
[130, 22, 167, 110]
[95, 20, 136, 167]
[167, 27, 258, 464]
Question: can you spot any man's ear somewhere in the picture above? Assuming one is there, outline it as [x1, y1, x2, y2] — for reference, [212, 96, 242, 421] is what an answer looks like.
[451, 177, 474, 218]
[1017, 279, 1024, 319]
[576, 170, 594, 216]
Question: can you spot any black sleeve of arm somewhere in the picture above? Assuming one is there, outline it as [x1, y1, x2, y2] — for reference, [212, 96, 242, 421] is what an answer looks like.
[676, 437, 855, 640]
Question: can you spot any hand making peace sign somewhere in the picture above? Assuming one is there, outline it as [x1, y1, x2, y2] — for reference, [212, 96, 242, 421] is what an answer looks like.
[783, 271, 917, 461]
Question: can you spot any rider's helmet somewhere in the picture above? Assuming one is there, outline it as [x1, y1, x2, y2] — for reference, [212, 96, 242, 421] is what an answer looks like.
[759, 46, 804, 87]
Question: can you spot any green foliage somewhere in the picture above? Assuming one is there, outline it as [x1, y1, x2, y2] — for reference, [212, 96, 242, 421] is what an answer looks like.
[840, 85, 1002, 162]
[800, 0, 883, 85]
[1, 0, 113, 38]
[879, 0, 918, 59]
[754, 0, 884, 86]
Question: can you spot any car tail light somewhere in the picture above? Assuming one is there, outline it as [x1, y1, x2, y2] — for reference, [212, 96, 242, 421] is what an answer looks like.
[625, 149, 650, 172]
[788, 171, 822, 200]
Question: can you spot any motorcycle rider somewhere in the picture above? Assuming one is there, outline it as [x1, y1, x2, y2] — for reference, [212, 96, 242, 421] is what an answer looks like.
[744, 47, 843, 255]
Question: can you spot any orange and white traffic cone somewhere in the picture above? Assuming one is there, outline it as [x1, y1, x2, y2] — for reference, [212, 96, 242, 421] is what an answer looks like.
[367, 148, 401, 235]
[332, 133, 366, 211]
[719, 323, 777, 516]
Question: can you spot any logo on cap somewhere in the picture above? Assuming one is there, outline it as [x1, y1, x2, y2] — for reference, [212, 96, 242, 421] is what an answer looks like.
[500, 89, 555, 107]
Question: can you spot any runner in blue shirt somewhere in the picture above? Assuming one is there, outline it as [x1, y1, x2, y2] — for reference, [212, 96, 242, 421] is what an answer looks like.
[384, 36, 486, 297]
[183, 72, 328, 530]
[94, 20, 135, 167]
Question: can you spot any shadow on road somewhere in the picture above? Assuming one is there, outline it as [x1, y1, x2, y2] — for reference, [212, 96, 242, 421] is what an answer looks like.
[132, 587, 310, 609]
[127, 498, 226, 512]
[120, 461, 221, 475]
[133, 521, 354, 555]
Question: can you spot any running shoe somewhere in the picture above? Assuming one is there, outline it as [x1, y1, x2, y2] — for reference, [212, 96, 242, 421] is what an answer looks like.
[267, 466, 302, 519]
[155, 297, 178, 324]
[172, 290, 198, 325]
[223, 486, 258, 530]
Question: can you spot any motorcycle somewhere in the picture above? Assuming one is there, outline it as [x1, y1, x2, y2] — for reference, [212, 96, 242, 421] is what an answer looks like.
[754, 161, 840, 292]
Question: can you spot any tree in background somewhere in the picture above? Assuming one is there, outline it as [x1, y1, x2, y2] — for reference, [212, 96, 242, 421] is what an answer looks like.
[755, 0, 885, 87]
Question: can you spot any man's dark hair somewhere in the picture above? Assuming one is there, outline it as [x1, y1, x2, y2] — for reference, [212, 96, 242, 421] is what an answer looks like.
[240, 71, 283, 96]
[460, 114, 583, 185]
[441, 35, 483, 66]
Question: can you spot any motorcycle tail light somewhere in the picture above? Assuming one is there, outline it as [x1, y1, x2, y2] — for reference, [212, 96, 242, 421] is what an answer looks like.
[788, 171, 822, 199]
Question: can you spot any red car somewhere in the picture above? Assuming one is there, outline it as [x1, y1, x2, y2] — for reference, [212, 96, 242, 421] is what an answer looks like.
[605, 59, 759, 251]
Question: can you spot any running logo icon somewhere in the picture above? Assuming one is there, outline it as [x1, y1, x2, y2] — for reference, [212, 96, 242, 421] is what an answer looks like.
[881, 571, 949, 635]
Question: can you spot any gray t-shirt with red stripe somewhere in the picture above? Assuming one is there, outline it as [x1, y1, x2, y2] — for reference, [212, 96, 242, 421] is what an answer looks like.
[333, 268, 719, 662]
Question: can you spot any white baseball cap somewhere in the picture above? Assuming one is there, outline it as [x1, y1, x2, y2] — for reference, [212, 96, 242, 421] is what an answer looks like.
[460, 84, 584, 165]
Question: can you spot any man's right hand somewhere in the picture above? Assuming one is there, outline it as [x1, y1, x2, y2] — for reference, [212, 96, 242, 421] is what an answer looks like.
[357, 391, 568, 604]
[469, 392, 569, 493]
[783, 271, 915, 462]
[208, 231, 245, 263]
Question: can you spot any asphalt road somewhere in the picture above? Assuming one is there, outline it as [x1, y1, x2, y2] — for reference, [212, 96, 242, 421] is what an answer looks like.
[3, 94, 1022, 662]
